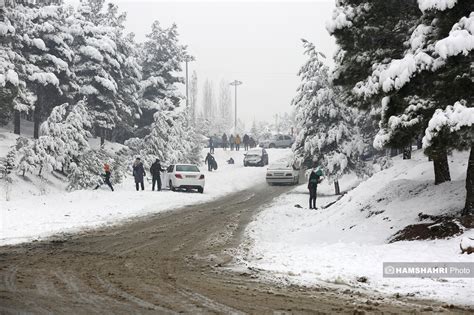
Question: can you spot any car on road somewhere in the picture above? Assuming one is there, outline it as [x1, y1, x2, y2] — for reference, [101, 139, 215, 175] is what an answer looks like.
[259, 134, 294, 148]
[266, 162, 300, 185]
[243, 148, 269, 167]
[164, 164, 205, 193]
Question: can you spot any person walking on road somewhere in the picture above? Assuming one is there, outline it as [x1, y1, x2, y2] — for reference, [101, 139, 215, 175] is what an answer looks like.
[94, 163, 114, 191]
[205, 152, 216, 172]
[308, 163, 323, 209]
[222, 133, 228, 151]
[243, 134, 250, 151]
[133, 157, 146, 191]
[229, 134, 235, 151]
[209, 137, 215, 154]
[150, 158, 165, 191]
[235, 134, 241, 151]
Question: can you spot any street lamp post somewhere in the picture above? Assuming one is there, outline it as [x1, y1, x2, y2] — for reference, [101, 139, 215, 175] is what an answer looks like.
[229, 80, 242, 132]
[184, 55, 194, 110]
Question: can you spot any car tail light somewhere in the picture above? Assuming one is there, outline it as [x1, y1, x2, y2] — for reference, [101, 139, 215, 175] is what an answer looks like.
[285, 173, 292, 176]
[266, 173, 272, 176]
[175, 174, 183, 179]
[199, 174, 205, 179]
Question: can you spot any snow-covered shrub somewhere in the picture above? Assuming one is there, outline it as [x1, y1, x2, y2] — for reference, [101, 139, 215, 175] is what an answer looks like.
[67, 148, 128, 191]
[15, 137, 36, 176]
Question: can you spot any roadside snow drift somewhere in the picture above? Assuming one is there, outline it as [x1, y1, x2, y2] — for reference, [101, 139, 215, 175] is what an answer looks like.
[240, 150, 473, 306]
[0, 146, 292, 246]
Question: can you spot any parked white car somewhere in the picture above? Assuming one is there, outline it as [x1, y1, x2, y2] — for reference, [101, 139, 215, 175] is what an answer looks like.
[244, 148, 269, 167]
[164, 164, 205, 193]
[259, 134, 294, 148]
[266, 162, 300, 185]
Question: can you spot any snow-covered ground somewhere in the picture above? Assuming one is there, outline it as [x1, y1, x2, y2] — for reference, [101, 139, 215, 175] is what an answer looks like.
[239, 150, 474, 306]
[0, 136, 292, 245]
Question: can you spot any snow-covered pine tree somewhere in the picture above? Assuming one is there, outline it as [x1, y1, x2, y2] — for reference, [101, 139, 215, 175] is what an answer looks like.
[70, 3, 123, 145]
[92, 2, 142, 143]
[16, 137, 37, 176]
[0, 7, 22, 129]
[67, 147, 127, 191]
[293, 39, 363, 194]
[10, 4, 76, 139]
[138, 21, 186, 135]
[142, 109, 195, 166]
[38, 100, 92, 172]
[328, 0, 421, 159]
[354, 0, 473, 189]
[421, 101, 473, 214]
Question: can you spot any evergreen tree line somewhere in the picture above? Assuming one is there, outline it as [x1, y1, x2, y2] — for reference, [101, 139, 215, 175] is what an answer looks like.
[293, 0, 473, 213]
[0, 0, 202, 189]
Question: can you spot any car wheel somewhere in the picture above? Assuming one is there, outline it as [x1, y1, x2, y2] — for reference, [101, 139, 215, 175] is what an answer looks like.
[269, 143, 275, 149]
[198, 187, 204, 193]
[169, 180, 175, 192]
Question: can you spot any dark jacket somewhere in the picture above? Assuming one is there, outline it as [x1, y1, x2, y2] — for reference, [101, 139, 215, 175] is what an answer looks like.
[243, 134, 250, 144]
[150, 161, 164, 177]
[308, 169, 323, 189]
[103, 170, 111, 181]
[222, 134, 228, 143]
[205, 153, 215, 165]
[133, 162, 146, 182]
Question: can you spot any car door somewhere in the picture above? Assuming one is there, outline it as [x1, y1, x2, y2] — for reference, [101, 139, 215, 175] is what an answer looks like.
[276, 135, 284, 147]
[165, 165, 174, 187]
[284, 135, 292, 147]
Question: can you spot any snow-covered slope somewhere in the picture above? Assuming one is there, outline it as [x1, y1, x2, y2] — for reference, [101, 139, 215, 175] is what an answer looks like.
[0, 145, 292, 246]
[240, 149, 473, 305]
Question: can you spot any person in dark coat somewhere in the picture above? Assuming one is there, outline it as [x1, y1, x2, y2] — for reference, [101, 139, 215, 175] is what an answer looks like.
[209, 137, 215, 154]
[205, 152, 216, 172]
[94, 163, 114, 191]
[133, 157, 146, 191]
[227, 157, 235, 164]
[229, 134, 235, 151]
[222, 133, 228, 151]
[243, 134, 250, 151]
[150, 158, 165, 191]
[249, 137, 256, 148]
[308, 164, 323, 209]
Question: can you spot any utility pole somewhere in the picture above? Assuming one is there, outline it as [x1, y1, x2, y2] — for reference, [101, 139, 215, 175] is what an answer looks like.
[184, 55, 194, 112]
[229, 80, 242, 132]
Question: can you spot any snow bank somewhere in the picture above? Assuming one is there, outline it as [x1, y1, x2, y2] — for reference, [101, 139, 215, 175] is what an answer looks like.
[241, 149, 473, 305]
[0, 145, 292, 246]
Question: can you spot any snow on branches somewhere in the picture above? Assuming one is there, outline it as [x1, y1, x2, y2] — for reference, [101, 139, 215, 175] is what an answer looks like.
[422, 101, 474, 149]
[418, 0, 457, 12]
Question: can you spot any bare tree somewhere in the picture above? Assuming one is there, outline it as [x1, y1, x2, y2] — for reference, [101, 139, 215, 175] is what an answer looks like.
[201, 79, 216, 121]
[218, 79, 233, 132]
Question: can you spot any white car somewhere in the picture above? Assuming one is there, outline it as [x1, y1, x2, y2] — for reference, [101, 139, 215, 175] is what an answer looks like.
[259, 134, 294, 148]
[164, 164, 205, 193]
[266, 162, 300, 185]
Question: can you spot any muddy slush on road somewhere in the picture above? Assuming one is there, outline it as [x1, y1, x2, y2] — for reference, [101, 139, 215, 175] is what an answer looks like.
[0, 183, 471, 314]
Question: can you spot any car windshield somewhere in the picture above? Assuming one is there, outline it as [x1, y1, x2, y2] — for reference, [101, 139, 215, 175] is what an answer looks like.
[176, 165, 200, 172]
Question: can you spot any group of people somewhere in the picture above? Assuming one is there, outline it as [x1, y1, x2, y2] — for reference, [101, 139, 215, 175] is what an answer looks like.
[209, 134, 257, 152]
[95, 155, 325, 211]
[95, 157, 166, 192]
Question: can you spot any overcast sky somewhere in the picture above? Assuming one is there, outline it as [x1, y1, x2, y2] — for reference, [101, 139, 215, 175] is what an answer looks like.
[69, 0, 337, 126]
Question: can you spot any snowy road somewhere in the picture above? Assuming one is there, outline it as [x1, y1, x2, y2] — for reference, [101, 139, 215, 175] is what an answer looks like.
[0, 182, 465, 314]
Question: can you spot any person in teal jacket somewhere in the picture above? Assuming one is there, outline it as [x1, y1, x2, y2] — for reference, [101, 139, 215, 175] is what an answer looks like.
[308, 165, 323, 209]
